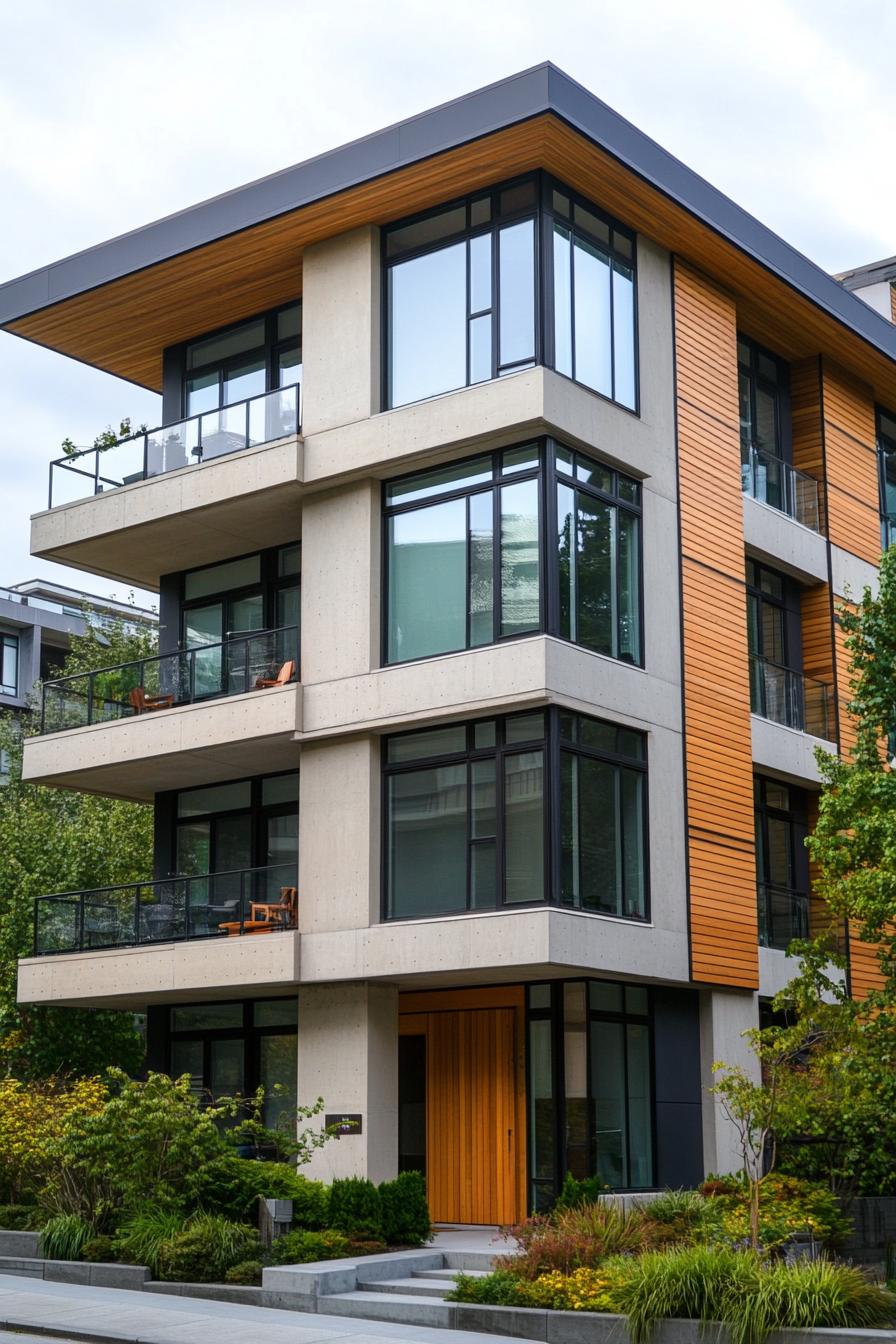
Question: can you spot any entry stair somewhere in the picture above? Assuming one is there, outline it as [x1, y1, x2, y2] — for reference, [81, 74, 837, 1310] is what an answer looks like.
[264, 1245, 505, 1328]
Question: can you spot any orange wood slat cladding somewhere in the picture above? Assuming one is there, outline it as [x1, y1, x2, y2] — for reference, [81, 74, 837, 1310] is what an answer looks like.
[821, 361, 880, 565]
[673, 259, 759, 988]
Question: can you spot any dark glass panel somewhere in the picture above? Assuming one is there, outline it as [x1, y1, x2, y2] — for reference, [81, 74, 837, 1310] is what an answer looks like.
[388, 765, 467, 916]
[503, 750, 544, 904]
[388, 499, 466, 661]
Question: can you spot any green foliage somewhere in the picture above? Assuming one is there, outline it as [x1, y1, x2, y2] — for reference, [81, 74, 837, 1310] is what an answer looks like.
[449, 1266, 622, 1311]
[554, 1171, 608, 1210]
[289, 1175, 331, 1230]
[0, 611, 156, 1079]
[266, 1228, 352, 1265]
[39, 1213, 93, 1261]
[640, 1189, 712, 1241]
[328, 1176, 383, 1240]
[500, 1201, 671, 1279]
[450, 1269, 540, 1306]
[112, 1210, 186, 1276]
[155, 1212, 260, 1283]
[0, 1203, 42, 1230]
[378, 1171, 430, 1246]
[80, 1234, 116, 1263]
[224, 1259, 263, 1285]
[61, 418, 148, 459]
[0, 1076, 107, 1204]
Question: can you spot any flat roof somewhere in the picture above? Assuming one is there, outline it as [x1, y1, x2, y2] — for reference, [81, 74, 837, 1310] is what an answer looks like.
[1, 61, 895, 369]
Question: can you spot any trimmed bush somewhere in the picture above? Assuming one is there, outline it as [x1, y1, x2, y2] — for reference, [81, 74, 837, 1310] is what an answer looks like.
[0, 1204, 42, 1231]
[81, 1234, 117, 1263]
[224, 1259, 264, 1285]
[267, 1228, 351, 1265]
[328, 1176, 382, 1240]
[290, 1176, 330, 1229]
[39, 1214, 93, 1261]
[554, 1172, 607, 1211]
[379, 1171, 430, 1246]
[196, 1155, 328, 1226]
[156, 1213, 260, 1284]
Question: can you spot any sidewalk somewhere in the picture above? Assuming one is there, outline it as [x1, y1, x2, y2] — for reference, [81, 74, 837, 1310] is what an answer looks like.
[0, 1273, 541, 1344]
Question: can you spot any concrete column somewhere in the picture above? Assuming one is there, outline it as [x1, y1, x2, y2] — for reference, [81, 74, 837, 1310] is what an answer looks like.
[699, 988, 760, 1176]
[300, 479, 380, 683]
[298, 735, 379, 934]
[297, 982, 398, 1184]
[300, 225, 381, 435]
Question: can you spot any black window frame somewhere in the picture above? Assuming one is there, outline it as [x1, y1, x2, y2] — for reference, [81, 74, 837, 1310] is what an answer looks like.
[381, 707, 648, 923]
[381, 438, 643, 668]
[745, 558, 801, 673]
[877, 405, 896, 549]
[382, 171, 638, 414]
[172, 769, 299, 879]
[164, 996, 297, 1114]
[179, 543, 300, 649]
[753, 775, 809, 950]
[526, 979, 656, 1205]
[737, 333, 792, 464]
[180, 301, 302, 419]
[0, 632, 18, 697]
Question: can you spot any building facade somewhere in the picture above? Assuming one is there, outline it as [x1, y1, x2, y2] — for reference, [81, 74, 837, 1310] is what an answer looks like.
[2, 65, 893, 1224]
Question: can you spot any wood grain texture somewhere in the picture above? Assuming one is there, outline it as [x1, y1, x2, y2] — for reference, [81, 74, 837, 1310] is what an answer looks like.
[674, 259, 759, 988]
[821, 361, 881, 565]
[398, 987, 526, 1225]
[11, 115, 896, 406]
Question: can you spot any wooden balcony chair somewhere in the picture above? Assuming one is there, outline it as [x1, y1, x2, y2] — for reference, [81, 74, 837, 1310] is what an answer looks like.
[248, 886, 298, 930]
[254, 659, 296, 690]
[129, 687, 175, 714]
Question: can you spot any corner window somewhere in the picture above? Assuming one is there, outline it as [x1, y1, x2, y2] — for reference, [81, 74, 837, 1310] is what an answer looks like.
[878, 406, 896, 548]
[384, 442, 641, 666]
[0, 634, 18, 696]
[384, 175, 636, 412]
[383, 709, 647, 921]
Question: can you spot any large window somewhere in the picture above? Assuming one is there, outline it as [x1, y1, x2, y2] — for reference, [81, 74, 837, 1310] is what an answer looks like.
[0, 634, 17, 696]
[167, 997, 297, 1131]
[878, 406, 896, 549]
[754, 776, 808, 950]
[384, 175, 636, 412]
[383, 709, 647, 921]
[183, 303, 301, 418]
[528, 980, 653, 1204]
[384, 441, 641, 666]
[738, 336, 791, 509]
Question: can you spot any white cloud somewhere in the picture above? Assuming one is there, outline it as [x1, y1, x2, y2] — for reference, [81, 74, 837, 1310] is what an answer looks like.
[0, 0, 894, 598]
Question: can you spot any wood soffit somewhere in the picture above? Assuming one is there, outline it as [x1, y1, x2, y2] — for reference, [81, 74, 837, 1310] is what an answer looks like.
[6, 112, 896, 406]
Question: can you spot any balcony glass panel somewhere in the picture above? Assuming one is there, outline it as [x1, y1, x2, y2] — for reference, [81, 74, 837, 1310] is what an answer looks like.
[741, 446, 822, 532]
[757, 884, 809, 950]
[749, 655, 832, 738]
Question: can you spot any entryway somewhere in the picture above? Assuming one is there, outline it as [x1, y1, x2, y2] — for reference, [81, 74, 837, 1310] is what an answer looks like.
[398, 986, 526, 1226]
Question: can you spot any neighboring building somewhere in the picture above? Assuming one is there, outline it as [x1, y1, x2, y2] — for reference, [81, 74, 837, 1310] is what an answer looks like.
[0, 65, 893, 1222]
[0, 579, 156, 776]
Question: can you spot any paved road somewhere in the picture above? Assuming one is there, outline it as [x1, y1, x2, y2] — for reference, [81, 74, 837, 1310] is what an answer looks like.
[0, 1273, 539, 1344]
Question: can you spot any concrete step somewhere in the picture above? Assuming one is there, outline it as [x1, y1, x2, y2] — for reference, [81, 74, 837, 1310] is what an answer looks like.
[320, 1289, 454, 1327]
[357, 1275, 456, 1298]
[413, 1266, 492, 1281]
[441, 1249, 502, 1272]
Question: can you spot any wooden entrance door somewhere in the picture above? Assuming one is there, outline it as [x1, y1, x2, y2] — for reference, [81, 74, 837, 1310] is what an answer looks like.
[400, 988, 525, 1226]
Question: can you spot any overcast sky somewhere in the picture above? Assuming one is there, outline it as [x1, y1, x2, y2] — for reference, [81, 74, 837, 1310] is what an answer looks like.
[1, 0, 894, 607]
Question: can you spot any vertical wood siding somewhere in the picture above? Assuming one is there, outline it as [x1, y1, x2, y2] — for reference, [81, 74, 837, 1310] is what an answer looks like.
[674, 259, 758, 988]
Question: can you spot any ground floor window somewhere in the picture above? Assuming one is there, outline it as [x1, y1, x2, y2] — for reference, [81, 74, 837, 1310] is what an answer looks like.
[527, 979, 653, 1207]
[162, 996, 298, 1132]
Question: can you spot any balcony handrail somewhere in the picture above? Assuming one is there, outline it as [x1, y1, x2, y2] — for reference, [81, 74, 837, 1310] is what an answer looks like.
[39, 624, 299, 734]
[757, 882, 809, 950]
[749, 653, 833, 739]
[48, 382, 301, 508]
[33, 862, 298, 956]
[741, 442, 823, 533]
[749, 652, 830, 694]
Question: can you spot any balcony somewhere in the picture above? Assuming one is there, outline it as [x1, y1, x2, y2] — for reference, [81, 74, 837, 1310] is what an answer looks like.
[33, 864, 297, 956]
[757, 883, 808, 951]
[741, 445, 822, 534]
[40, 626, 298, 734]
[749, 655, 832, 739]
[49, 385, 300, 508]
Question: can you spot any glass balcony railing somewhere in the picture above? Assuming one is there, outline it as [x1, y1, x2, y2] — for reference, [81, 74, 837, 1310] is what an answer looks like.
[882, 514, 896, 551]
[32, 864, 298, 955]
[741, 444, 822, 534]
[48, 383, 300, 508]
[40, 626, 298, 734]
[757, 883, 809, 951]
[749, 654, 833, 739]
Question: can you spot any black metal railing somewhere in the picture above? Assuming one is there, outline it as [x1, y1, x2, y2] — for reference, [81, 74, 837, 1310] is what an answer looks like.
[40, 625, 298, 734]
[749, 654, 833, 739]
[882, 513, 896, 551]
[48, 383, 300, 508]
[757, 883, 809, 951]
[741, 444, 822, 534]
[32, 863, 298, 955]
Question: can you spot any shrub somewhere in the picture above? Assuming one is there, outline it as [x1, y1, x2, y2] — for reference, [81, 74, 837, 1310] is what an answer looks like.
[328, 1177, 382, 1240]
[501, 1202, 665, 1278]
[642, 1189, 717, 1243]
[0, 1076, 106, 1203]
[196, 1154, 329, 1225]
[0, 1204, 42, 1231]
[81, 1235, 117, 1263]
[554, 1172, 608, 1211]
[701, 1173, 851, 1252]
[224, 1259, 264, 1286]
[379, 1171, 430, 1246]
[449, 1267, 623, 1312]
[156, 1212, 260, 1283]
[267, 1228, 351, 1265]
[113, 1210, 186, 1277]
[39, 1213, 93, 1261]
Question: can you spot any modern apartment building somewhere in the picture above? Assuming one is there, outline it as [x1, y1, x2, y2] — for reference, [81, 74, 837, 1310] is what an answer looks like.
[1, 65, 893, 1225]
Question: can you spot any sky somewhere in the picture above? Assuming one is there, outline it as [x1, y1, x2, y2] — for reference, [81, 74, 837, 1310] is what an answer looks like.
[0, 0, 894, 607]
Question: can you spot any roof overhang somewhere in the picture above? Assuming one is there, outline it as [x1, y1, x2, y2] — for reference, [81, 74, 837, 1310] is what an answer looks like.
[2, 62, 896, 402]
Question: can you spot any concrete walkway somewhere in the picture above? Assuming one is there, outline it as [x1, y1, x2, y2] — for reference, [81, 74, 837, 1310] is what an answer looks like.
[0, 1273, 541, 1344]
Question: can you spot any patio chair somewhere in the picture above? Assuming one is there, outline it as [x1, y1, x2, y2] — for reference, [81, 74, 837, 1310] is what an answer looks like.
[129, 687, 175, 714]
[254, 660, 296, 690]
